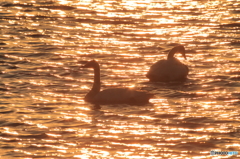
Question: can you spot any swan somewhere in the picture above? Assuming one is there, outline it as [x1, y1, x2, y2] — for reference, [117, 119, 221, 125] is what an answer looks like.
[82, 60, 153, 105]
[146, 45, 188, 82]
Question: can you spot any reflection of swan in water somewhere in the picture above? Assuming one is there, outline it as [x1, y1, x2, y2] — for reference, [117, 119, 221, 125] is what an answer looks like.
[146, 45, 188, 82]
[82, 60, 153, 105]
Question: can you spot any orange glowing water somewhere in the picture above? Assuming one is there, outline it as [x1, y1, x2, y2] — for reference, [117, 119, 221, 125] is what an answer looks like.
[0, 0, 240, 158]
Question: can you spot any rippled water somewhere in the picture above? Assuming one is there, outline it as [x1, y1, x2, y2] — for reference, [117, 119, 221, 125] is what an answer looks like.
[0, 0, 240, 158]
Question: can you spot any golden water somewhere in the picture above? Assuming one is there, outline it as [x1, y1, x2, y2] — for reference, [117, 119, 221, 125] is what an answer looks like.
[0, 0, 240, 158]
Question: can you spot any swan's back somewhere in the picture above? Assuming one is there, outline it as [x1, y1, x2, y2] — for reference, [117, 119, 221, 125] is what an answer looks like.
[92, 88, 153, 105]
[147, 58, 188, 82]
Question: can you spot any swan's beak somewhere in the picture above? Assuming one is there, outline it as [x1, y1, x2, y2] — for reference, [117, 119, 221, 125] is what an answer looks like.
[181, 50, 187, 60]
[81, 64, 88, 68]
[183, 54, 187, 60]
[80, 60, 97, 68]
[81, 62, 92, 68]
[79, 61, 90, 68]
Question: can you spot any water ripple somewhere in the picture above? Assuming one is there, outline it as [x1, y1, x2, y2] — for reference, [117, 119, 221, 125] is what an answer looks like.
[0, 0, 240, 158]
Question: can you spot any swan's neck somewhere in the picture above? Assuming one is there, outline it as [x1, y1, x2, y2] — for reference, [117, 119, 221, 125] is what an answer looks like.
[92, 65, 101, 92]
[85, 64, 101, 101]
[167, 45, 186, 60]
[167, 47, 178, 60]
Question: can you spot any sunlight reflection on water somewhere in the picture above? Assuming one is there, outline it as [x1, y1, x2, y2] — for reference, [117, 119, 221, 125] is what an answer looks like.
[0, 0, 240, 158]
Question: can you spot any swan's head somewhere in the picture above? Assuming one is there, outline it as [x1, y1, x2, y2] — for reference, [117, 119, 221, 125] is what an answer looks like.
[177, 45, 186, 60]
[167, 45, 187, 60]
[82, 60, 99, 68]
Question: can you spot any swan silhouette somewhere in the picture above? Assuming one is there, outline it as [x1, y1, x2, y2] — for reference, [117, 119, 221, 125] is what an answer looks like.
[146, 45, 188, 82]
[82, 60, 153, 105]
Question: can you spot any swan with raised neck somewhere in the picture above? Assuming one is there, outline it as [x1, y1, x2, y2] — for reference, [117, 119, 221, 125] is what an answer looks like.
[146, 45, 188, 82]
[82, 60, 101, 102]
[82, 60, 153, 104]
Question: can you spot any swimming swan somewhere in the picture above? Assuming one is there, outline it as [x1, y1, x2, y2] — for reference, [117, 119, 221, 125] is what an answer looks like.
[146, 45, 188, 82]
[82, 60, 153, 105]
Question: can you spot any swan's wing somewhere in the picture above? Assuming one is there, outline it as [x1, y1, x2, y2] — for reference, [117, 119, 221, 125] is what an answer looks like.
[147, 59, 188, 82]
[128, 90, 154, 104]
[146, 60, 169, 81]
[93, 88, 152, 104]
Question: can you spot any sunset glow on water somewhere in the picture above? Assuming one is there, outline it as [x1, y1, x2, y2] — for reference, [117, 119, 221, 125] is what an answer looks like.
[0, 0, 240, 158]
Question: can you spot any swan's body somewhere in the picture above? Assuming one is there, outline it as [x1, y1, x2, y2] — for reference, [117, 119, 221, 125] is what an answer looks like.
[82, 60, 153, 105]
[146, 45, 188, 82]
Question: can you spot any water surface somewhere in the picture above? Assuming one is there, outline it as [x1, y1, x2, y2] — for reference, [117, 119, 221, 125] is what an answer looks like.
[0, 0, 240, 158]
